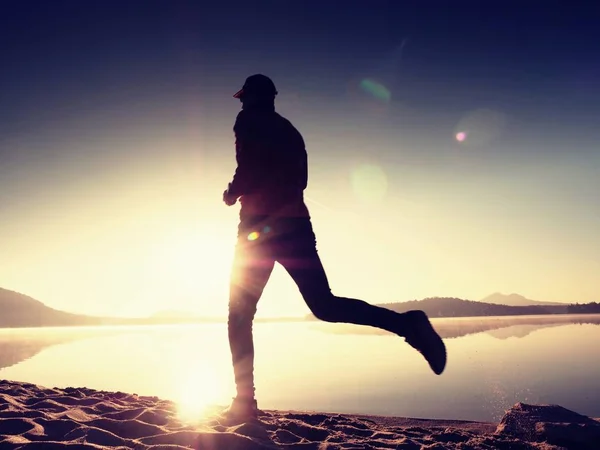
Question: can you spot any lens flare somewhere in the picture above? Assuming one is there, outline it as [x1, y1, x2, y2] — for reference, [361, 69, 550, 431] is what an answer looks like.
[247, 231, 260, 241]
[359, 79, 391, 103]
[454, 109, 506, 147]
[350, 164, 388, 203]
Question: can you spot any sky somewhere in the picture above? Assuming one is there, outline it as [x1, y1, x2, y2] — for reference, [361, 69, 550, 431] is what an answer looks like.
[1, 1, 599, 318]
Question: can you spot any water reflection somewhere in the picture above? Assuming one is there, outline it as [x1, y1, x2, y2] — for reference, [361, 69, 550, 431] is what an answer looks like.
[0, 326, 163, 370]
[1, 315, 599, 371]
[310, 314, 600, 339]
[0, 324, 234, 421]
[1, 315, 599, 422]
[0, 335, 70, 371]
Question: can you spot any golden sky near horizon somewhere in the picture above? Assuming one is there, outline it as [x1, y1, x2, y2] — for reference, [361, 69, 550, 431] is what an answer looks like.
[1, 119, 599, 319]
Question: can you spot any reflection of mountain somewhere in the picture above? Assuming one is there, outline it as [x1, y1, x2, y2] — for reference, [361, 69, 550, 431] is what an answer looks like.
[0, 327, 150, 371]
[485, 324, 565, 339]
[0, 334, 78, 370]
[310, 314, 600, 340]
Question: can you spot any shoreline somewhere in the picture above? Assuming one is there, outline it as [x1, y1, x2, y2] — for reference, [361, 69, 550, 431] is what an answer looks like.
[1, 380, 599, 449]
[1, 311, 599, 330]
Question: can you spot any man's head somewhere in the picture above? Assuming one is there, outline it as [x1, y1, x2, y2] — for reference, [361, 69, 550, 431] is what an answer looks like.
[233, 74, 278, 107]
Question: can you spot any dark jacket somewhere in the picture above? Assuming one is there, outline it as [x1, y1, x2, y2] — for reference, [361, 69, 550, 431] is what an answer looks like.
[228, 107, 310, 219]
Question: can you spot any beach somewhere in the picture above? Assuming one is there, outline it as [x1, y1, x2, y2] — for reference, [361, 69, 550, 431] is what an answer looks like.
[1, 380, 598, 449]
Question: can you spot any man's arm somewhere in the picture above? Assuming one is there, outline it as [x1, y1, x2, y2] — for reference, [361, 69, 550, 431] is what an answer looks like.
[224, 112, 262, 204]
[227, 133, 255, 198]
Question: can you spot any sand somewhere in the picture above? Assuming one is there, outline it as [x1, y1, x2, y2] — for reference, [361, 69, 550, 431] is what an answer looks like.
[1, 380, 598, 449]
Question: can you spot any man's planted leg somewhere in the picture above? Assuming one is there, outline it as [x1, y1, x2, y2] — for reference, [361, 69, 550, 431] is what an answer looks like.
[225, 241, 274, 420]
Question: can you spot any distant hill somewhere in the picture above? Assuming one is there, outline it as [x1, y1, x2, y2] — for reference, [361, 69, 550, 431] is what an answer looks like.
[0, 288, 219, 328]
[0, 288, 104, 328]
[0, 287, 301, 328]
[481, 292, 566, 307]
[3, 287, 598, 328]
[374, 297, 570, 318]
[305, 296, 596, 320]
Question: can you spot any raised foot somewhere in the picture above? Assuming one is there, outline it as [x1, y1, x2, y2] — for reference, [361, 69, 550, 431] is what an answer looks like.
[403, 310, 447, 375]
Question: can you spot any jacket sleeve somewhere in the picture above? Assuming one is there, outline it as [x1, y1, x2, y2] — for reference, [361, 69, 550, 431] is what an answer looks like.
[227, 112, 261, 198]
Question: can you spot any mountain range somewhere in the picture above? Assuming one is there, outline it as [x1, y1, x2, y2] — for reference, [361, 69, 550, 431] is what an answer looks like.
[1, 287, 598, 329]
[0, 288, 103, 328]
[479, 292, 565, 307]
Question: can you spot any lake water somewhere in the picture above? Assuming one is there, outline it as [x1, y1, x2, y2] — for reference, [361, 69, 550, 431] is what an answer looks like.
[1, 314, 599, 423]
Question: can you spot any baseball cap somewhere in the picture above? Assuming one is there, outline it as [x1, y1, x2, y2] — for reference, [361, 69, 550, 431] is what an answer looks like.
[233, 74, 278, 99]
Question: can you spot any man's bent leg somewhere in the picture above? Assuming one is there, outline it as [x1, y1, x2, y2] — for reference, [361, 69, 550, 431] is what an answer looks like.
[277, 219, 446, 374]
[276, 220, 407, 334]
[228, 240, 274, 400]
[282, 254, 406, 334]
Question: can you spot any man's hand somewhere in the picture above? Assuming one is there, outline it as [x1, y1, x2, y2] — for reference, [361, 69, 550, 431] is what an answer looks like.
[223, 188, 237, 206]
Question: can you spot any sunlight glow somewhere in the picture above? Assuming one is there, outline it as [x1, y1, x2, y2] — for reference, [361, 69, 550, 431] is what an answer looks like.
[456, 131, 467, 142]
[147, 228, 233, 311]
[175, 364, 226, 423]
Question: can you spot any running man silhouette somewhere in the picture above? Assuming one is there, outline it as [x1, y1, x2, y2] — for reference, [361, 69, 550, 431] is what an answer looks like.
[222, 74, 446, 420]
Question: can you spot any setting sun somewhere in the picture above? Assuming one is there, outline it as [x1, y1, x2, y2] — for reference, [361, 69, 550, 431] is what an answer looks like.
[175, 363, 228, 423]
